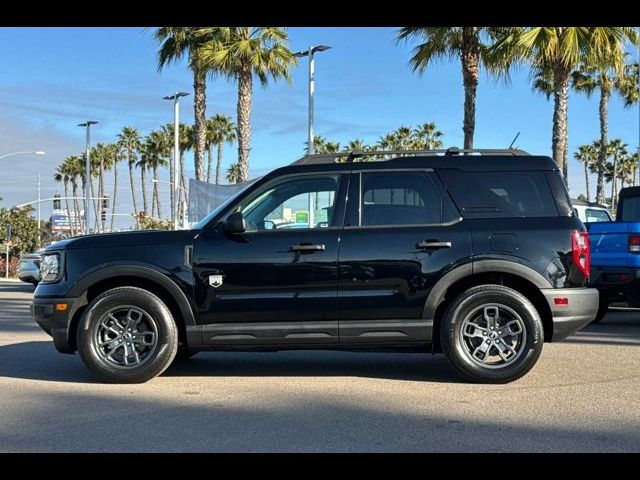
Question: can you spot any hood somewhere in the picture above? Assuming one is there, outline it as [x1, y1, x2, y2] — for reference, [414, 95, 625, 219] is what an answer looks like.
[47, 229, 199, 251]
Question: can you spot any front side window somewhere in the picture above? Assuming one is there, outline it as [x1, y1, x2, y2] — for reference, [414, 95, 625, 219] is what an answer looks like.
[360, 171, 458, 226]
[237, 174, 339, 231]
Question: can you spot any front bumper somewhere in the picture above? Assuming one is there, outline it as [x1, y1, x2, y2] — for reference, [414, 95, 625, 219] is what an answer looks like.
[590, 267, 640, 307]
[31, 296, 79, 353]
[541, 288, 599, 341]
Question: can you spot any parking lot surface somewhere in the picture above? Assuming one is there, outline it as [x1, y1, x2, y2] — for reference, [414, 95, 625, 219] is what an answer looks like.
[1, 279, 639, 452]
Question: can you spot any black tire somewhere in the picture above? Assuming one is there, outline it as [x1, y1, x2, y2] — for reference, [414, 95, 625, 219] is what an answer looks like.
[175, 347, 200, 361]
[591, 302, 608, 324]
[441, 284, 544, 384]
[77, 287, 178, 383]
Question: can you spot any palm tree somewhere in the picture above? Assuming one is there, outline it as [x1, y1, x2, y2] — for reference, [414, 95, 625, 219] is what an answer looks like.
[618, 152, 637, 190]
[609, 139, 628, 210]
[573, 144, 597, 201]
[155, 27, 220, 182]
[226, 162, 243, 183]
[206, 114, 236, 184]
[108, 144, 124, 231]
[411, 122, 444, 149]
[143, 131, 171, 219]
[391, 126, 414, 150]
[397, 28, 515, 149]
[631, 151, 640, 187]
[162, 122, 193, 219]
[117, 127, 142, 223]
[491, 27, 637, 182]
[66, 155, 84, 233]
[572, 59, 639, 203]
[197, 27, 297, 181]
[135, 153, 150, 217]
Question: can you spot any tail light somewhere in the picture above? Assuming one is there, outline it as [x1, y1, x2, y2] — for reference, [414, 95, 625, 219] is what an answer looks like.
[629, 235, 640, 253]
[571, 230, 591, 278]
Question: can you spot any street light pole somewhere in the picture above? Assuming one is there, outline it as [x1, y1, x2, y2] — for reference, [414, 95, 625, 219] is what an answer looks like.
[37, 172, 40, 246]
[163, 92, 189, 230]
[78, 121, 98, 235]
[294, 45, 331, 155]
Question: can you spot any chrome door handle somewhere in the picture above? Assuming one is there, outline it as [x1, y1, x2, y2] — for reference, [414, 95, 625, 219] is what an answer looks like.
[416, 240, 452, 250]
[290, 243, 326, 252]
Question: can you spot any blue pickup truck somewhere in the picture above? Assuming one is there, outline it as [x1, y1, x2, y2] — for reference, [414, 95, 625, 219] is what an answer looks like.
[588, 186, 640, 322]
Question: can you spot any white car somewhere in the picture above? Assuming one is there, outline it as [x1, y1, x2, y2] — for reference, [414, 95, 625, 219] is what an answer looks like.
[572, 201, 613, 224]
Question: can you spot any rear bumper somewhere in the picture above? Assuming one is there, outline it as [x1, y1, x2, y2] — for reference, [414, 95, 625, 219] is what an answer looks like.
[590, 267, 640, 307]
[541, 288, 599, 341]
[31, 296, 78, 354]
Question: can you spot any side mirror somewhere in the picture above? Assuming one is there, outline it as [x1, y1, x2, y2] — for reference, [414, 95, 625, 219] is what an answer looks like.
[224, 211, 246, 234]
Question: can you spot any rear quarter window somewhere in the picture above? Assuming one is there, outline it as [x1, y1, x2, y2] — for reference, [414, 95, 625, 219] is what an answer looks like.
[620, 196, 640, 222]
[437, 169, 559, 218]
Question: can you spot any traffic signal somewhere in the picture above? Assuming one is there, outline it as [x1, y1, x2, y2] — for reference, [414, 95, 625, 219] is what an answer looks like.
[101, 195, 109, 223]
[53, 194, 61, 210]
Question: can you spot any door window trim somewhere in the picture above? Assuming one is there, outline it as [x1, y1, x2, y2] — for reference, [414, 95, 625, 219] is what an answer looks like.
[349, 169, 462, 229]
[228, 171, 349, 234]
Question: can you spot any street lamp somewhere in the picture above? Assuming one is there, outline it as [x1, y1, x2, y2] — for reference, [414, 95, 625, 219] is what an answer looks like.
[78, 121, 98, 235]
[0, 150, 45, 159]
[294, 45, 331, 155]
[163, 92, 189, 231]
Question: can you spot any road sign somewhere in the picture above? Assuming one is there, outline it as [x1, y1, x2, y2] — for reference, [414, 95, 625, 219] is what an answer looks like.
[4, 224, 10, 241]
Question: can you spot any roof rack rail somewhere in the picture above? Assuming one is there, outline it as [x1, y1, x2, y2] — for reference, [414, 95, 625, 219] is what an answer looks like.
[291, 147, 530, 165]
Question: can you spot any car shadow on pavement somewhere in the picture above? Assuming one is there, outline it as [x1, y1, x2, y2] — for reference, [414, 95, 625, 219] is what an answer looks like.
[0, 340, 464, 384]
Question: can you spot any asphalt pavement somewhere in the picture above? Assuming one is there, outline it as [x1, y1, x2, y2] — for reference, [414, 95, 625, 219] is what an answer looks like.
[1, 279, 639, 452]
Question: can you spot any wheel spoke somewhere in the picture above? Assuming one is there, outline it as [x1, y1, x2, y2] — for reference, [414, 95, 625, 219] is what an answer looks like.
[472, 341, 491, 363]
[125, 309, 142, 331]
[132, 331, 155, 346]
[499, 320, 523, 337]
[463, 324, 488, 339]
[494, 339, 517, 363]
[483, 306, 499, 329]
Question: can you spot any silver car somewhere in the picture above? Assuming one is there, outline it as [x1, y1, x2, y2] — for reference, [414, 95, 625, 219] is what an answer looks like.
[17, 253, 42, 285]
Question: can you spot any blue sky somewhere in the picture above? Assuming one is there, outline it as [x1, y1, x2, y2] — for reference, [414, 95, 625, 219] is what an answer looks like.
[0, 27, 638, 229]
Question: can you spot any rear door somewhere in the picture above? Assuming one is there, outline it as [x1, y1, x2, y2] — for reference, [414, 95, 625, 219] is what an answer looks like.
[337, 169, 472, 343]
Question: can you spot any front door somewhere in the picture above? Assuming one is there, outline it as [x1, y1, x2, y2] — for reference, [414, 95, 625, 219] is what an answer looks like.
[337, 169, 472, 343]
[192, 172, 348, 346]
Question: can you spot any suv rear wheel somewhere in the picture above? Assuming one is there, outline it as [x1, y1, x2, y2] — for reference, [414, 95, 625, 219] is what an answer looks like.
[441, 285, 544, 384]
[77, 287, 178, 383]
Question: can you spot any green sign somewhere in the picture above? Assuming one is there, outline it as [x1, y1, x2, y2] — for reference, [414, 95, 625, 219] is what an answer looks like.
[295, 211, 309, 224]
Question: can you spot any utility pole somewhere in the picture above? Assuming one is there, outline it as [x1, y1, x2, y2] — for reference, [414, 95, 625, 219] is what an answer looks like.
[78, 121, 98, 235]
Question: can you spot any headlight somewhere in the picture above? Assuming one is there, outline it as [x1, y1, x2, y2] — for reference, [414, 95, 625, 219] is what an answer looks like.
[40, 253, 62, 283]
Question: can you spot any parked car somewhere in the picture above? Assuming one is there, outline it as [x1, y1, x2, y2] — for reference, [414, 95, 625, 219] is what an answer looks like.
[588, 186, 640, 322]
[17, 253, 42, 285]
[571, 199, 613, 224]
[31, 148, 598, 384]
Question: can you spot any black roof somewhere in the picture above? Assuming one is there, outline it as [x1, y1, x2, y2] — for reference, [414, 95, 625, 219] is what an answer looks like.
[264, 152, 558, 180]
[619, 186, 640, 198]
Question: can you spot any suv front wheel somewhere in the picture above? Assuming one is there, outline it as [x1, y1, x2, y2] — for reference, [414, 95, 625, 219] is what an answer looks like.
[77, 287, 178, 383]
[441, 285, 544, 384]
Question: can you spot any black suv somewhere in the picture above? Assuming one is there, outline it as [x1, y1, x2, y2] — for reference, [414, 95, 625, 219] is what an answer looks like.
[32, 149, 598, 384]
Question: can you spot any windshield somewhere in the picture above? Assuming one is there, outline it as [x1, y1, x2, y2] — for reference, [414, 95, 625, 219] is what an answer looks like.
[191, 179, 259, 229]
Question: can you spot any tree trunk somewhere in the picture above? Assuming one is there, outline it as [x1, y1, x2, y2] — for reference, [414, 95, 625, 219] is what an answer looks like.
[180, 153, 188, 221]
[634, 165, 637, 187]
[99, 161, 106, 232]
[90, 177, 99, 232]
[141, 168, 148, 216]
[63, 180, 72, 236]
[596, 85, 610, 204]
[110, 162, 118, 231]
[193, 70, 207, 182]
[584, 162, 590, 202]
[612, 153, 619, 211]
[216, 143, 223, 185]
[72, 183, 80, 235]
[461, 27, 479, 150]
[237, 69, 253, 182]
[552, 65, 571, 184]
[153, 166, 161, 219]
[128, 162, 139, 227]
[206, 145, 213, 183]
[169, 147, 175, 226]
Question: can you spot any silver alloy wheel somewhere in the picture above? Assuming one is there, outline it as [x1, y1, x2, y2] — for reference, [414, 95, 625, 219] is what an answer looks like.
[94, 305, 159, 369]
[458, 303, 527, 369]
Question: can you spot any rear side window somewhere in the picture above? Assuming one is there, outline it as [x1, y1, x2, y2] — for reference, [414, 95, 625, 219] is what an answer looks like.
[585, 208, 612, 223]
[620, 196, 640, 222]
[437, 169, 559, 218]
[359, 171, 459, 226]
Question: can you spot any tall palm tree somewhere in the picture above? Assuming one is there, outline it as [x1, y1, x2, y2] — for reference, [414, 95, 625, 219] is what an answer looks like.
[618, 152, 637, 190]
[117, 127, 142, 223]
[108, 144, 124, 231]
[491, 27, 637, 182]
[572, 59, 639, 203]
[411, 122, 444, 149]
[397, 28, 515, 149]
[155, 27, 219, 182]
[143, 131, 171, 219]
[226, 162, 243, 184]
[135, 153, 150, 218]
[608, 139, 628, 210]
[197, 27, 297, 181]
[67, 155, 84, 233]
[206, 114, 236, 184]
[573, 144, 597, 201]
